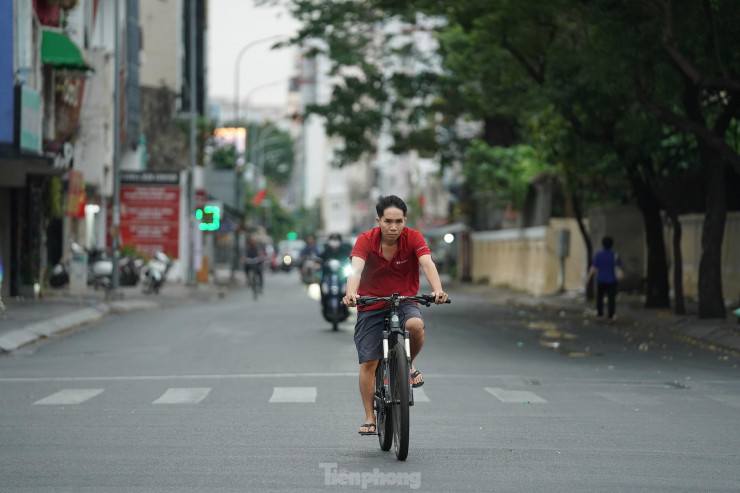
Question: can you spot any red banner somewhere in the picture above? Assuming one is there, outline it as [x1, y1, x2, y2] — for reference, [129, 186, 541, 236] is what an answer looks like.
[66, 169, 86, 218]
[108, 184, 180, 258]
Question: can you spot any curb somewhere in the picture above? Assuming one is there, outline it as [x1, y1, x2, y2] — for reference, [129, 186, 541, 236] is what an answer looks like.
[0, 299, 161, 353]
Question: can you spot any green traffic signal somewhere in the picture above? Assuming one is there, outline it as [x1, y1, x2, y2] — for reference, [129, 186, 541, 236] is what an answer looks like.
[286, 231, 297, 240]
[196, 205, 221, 231]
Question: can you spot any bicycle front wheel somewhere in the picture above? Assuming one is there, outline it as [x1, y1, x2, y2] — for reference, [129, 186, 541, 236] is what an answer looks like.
[375, 360, 393, 451]
[390, 344, 410, 460]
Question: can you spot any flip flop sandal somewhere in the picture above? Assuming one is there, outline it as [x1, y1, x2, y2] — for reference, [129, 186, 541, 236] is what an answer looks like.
[358, 423, 377, 435]
[411, 370, 424, 388]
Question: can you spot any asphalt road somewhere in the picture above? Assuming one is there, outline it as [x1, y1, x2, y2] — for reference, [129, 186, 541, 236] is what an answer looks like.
[1, 273, 738, 492]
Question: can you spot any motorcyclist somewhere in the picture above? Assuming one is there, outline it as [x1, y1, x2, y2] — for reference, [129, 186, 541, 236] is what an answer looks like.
[299, 235, 321, 282]
[243, 236, 265, 292]
[319, 233, 353, 302]
[320, 233, 352, 264]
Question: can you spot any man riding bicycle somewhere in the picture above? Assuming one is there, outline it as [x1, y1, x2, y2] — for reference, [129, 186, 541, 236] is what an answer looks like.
[343, 195, 448, 435]
[243, 236, 265, 292]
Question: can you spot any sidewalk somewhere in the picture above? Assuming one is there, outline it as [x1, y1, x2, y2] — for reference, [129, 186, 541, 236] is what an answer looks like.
[0, 268, 242, 353]
[447, 280, 740, 356]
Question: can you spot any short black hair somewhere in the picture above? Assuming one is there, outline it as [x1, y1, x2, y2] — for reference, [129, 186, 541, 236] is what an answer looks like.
[602, 236, 614, 249]
[376, 195, 407, 218]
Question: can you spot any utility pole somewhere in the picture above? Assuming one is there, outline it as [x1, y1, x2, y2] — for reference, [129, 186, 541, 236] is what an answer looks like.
[109, 0, 122, 299]
[187, 0, 197, 285]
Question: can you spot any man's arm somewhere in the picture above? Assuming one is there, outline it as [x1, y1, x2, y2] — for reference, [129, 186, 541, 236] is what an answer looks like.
[342, 256, 366, 307]
[418, 254, 448, 304]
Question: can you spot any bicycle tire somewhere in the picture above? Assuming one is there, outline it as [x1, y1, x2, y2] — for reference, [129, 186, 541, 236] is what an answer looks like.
[390, 344, 410, 460]
[375, 360, 393, 451]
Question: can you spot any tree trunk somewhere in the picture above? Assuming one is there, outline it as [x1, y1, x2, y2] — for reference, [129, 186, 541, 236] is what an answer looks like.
[668, 212, 686, 315]
[626, 162, 670, 308]
[570, 190, 593, 300]
[698, 147, 727, 319]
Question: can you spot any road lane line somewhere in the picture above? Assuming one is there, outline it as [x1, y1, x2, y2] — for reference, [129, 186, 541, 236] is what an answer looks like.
[33, 389, 104, 405]
[595, 392, 660, 406]
[153, 388, 211, 404]
[0, 372, 358, 382]
[269, 387, 317, 403]
[707, 394, 740, 408]
[485, 387, 547, 404]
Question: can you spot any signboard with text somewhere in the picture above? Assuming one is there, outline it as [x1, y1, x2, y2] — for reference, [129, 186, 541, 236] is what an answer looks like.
[108, 172, 180, 258]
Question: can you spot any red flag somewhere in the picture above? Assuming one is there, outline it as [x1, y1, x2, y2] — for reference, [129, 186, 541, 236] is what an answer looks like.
[252, 189, 268, 205]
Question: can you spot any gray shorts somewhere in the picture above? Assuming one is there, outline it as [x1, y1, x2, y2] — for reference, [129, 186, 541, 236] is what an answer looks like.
[354, 302, 423, 364]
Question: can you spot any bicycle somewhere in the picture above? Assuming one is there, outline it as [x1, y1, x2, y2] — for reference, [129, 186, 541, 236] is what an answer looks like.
[244, 258, 263, 300]
[356, 293, 451, 461]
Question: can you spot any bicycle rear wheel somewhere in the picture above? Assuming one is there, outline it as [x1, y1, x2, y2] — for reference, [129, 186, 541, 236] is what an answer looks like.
[390, 344, 410, 460]
[375, 360, 393, 451]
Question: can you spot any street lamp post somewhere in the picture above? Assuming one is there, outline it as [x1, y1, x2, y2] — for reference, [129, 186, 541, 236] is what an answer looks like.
[233, 35, 290, 122]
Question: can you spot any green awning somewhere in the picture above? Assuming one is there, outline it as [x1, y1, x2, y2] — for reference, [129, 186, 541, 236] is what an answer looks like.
[41, 29, 92, 71]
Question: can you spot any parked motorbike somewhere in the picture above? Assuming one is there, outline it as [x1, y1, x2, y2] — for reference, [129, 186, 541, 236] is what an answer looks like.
[49, 242, 84, 288]
[119, 255, 142, 286]
[87, 248, 113, 289]
[141, 251, 172, 294]
[320, 258, 352, 331]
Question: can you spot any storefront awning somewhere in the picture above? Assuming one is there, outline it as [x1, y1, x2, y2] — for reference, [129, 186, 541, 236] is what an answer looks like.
[41, 29, 92, 71]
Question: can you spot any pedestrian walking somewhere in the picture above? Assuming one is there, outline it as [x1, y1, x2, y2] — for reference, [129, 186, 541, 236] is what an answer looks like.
[586, 236, 622, 320]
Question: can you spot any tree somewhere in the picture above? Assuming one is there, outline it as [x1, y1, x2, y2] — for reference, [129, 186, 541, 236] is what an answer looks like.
[268, 0, 740, 317]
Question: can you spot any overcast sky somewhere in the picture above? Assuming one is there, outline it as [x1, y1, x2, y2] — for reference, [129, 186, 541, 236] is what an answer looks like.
[208, 0, 301, 107]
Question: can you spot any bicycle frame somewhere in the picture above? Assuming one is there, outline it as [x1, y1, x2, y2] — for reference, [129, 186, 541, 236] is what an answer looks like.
[378, 294, 414, 409]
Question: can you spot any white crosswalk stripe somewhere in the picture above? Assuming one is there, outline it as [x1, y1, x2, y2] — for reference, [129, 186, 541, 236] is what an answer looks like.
[153, 388, 211, 404]
[33, 389, 104, 405]
[269, 387, 317, 403]
[413, 388, 430, 402]
[485, 387, 547, 404]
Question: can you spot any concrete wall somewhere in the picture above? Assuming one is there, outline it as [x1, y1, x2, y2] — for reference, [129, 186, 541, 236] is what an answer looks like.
[470, 217, 587, 296]
[469, 211, 740, 304]
[669, 212, 740, 304]
[139, 0, 181, 92]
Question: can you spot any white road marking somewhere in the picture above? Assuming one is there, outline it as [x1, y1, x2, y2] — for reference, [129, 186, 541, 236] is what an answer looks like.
[33, 389, 104, 405]
[707, 394, 740, 408]
[152, 388, 211, 404]
[0, 372, 358, 383]
[413, 388, 430, 402]
[269, 387, 317, 403]
[595, 392, 660, 406]
[485, 387, 547, 404]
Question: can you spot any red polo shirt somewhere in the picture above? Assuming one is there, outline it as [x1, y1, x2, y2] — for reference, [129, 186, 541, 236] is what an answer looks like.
[351, 227, 431, 311]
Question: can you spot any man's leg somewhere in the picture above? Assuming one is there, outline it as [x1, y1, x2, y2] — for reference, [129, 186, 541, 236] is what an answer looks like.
[607, 282, 617, 319]
[405, 317, 425, 386]
[596, 283, 605, 317]
[359, 359, 379, 431]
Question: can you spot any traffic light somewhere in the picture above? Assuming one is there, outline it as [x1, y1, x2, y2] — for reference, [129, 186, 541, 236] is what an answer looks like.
[195, 204, 221, 231]
[286, 231, 297, 240]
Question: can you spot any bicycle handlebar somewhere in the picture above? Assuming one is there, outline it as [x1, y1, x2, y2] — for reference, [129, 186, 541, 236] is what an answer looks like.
[356, 294, 451, 307]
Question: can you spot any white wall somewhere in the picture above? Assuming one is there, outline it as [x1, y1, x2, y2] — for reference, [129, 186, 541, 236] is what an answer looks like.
[139, 0, 182, 91]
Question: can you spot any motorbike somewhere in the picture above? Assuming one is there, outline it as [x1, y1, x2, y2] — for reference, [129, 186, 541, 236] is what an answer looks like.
[300, 254, 322, 284]
[320, 258, 352, 331]
[118, 255, 142, 286]
[87, 248, 113, 289]
[141, 251, 172, 294]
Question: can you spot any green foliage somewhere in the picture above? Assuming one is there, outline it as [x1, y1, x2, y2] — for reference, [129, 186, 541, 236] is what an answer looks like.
[44, 177, 64, 220]
[210, 144, 238, 170]
[463, 141, 550, 209]
[292, 204, 321, 239]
